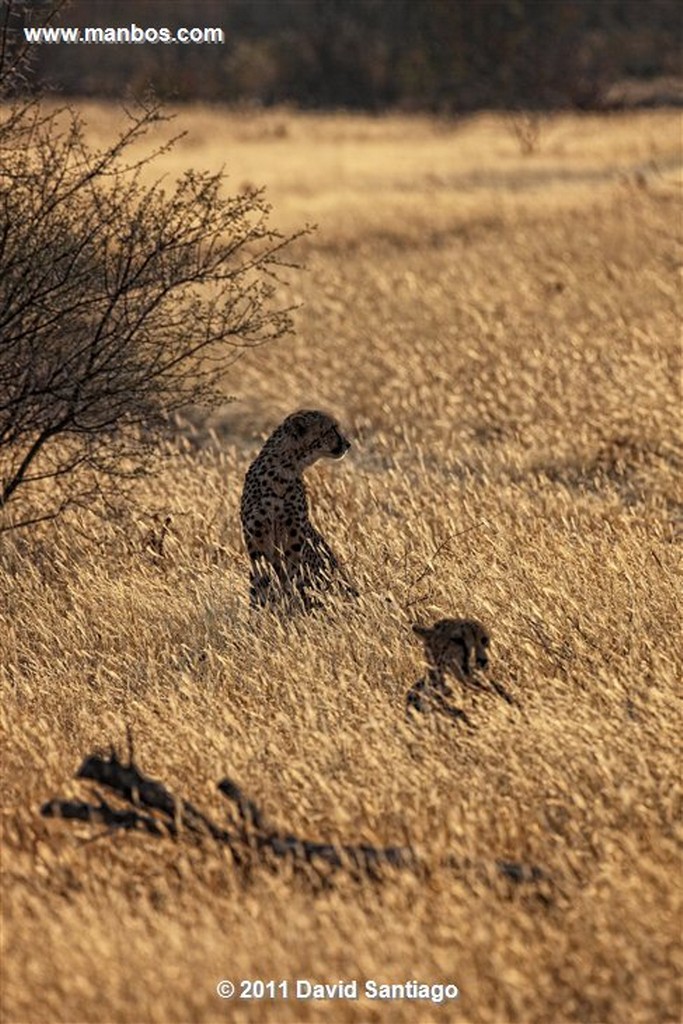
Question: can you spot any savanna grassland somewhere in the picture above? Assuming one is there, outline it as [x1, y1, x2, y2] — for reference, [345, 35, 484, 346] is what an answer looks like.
[1, 106, 682, 1024]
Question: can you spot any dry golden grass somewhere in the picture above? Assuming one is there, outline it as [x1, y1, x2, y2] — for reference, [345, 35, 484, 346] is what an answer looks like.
[1, 106, 682, 1024]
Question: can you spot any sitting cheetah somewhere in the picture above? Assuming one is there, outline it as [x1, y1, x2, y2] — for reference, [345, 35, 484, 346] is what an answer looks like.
[240, 410, 359, 609]
[406, 618, 492, 726]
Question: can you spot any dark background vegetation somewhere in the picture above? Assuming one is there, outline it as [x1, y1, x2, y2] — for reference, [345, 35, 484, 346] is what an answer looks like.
[16, 0, 683, 111]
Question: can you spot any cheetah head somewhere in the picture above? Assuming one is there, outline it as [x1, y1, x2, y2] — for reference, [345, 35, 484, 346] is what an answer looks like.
[281, 409, 351, 466]
[412, 618, 490, 677]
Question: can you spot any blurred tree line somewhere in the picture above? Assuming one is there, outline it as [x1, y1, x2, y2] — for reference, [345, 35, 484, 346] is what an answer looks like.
[16, 0, 683, 110]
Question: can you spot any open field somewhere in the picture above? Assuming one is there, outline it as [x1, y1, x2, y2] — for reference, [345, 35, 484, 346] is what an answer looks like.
[1, 106, 682, 1024]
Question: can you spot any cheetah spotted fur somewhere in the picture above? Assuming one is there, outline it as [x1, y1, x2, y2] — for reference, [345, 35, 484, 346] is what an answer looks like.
[240, 410, 359, 609]
[406, 618, 491, 726]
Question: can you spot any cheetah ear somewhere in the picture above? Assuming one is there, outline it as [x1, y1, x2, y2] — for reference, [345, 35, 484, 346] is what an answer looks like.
[290, 413, 309, 438]
[412, 624, 430, 638]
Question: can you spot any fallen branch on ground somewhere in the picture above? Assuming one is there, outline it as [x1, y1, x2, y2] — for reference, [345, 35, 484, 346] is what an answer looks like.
[42, 749, 550, 890]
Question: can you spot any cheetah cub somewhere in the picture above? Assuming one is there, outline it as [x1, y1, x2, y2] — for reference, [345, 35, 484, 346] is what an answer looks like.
[240, 409, 359, 609]
[406, 618, 491, 726]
